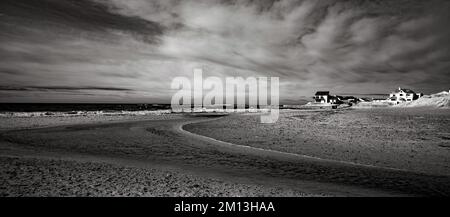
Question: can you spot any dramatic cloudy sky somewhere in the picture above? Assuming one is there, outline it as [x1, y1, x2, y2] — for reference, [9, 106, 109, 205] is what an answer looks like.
[0, 0, 449, 103]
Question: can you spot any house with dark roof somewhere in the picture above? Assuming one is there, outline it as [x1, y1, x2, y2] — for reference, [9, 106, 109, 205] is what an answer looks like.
[389, 87, 421, 104]
[313, 91, 330, 103]
[313, 91, 348, 105]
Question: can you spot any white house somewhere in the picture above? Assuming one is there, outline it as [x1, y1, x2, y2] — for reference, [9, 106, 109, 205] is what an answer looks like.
[389, 87, 421, 104]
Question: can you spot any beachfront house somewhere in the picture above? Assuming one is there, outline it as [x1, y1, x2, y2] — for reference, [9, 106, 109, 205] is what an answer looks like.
[314, 91, 330, 103]
[389, 87, 421, 104]
[313, 91, 347, 104]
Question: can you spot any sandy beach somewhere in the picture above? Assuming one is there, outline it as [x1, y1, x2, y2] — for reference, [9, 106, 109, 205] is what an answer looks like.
[186, 108, 450, 176]
[0, 155, 312, 197]
[1, 109, 450, 197]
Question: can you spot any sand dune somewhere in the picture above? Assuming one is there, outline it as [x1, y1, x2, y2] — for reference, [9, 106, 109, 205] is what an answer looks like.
[395, 91, 450, 108]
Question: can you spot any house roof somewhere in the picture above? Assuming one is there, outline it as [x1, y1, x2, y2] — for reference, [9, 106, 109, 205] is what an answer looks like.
[393, 88, 415, 94]
[315, 91, 330, 95]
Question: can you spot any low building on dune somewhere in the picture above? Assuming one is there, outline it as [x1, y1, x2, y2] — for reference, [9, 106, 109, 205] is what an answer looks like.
[389, 87, 422, 104]
[310, 91, 347, 108]
[372, 98, 387, 102]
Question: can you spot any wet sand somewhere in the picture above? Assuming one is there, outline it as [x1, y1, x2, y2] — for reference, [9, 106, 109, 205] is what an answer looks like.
[1, 111, 449, 196]
[186, 108, 450, 176]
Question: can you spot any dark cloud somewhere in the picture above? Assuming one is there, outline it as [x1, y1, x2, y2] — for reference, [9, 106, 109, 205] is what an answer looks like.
[0, 86, 133, 91]
[0, 0, 163, 40]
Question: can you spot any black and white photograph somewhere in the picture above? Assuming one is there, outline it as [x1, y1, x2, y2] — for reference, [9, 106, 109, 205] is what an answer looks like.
[0, 0, 449, 213]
